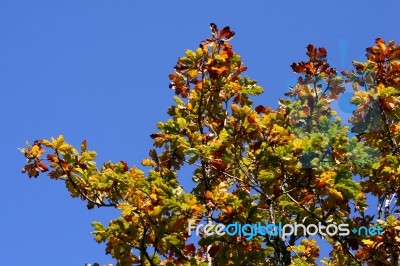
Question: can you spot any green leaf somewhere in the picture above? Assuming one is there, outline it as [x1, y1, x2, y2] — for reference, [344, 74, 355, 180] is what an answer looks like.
[164, 235, 181, 246]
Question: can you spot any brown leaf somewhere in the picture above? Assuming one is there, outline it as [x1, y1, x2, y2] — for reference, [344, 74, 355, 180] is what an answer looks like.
[22, 164, 39, 178]
[47, 154, 58, 163]
[315, 180, 327, 189]
[209, 159, 227, 170]
[208, 244, 221, 257]
[48, 169, 64, 179]
[303, 106, 311, 116]
[210, 23, 218, 38]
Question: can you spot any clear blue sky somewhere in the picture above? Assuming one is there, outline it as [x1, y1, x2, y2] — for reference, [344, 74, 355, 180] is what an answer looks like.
[1, 1, 400, 265]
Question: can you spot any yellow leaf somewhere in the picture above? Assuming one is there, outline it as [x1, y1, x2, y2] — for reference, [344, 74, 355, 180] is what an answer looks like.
[150, 193, 158, 202]
[52, 135, 65, 149]
[41, 139, 53, 148]
[328, 187, 343, 201]
[292, 139, 303, 150]
[362, 239, 374, 246]
[153, 205, 163, 216]
[31, 145, 43, 157]
[141, 158, 156, 167]
[58, 143, 73, 153]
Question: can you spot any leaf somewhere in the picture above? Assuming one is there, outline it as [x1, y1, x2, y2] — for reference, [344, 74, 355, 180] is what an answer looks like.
[48, 169, 65, 179]
[210, 23, 218, 38]
[247, 114, 257, 124]
[218, 26, 235, 40]
[37, 161, 49, 172]
[258, 170, 276, 185]
[41, 139, 53, 148]
[142, 158, 157, 167]
[211, 66, 228, 75]
[81, 140, 87, 152]
[52, 135, 65, 149]
[60, 160, 69, 171]
[209, 159, 227, 170]
[361, 239, 374, 246]
[164, 235, 181, 246]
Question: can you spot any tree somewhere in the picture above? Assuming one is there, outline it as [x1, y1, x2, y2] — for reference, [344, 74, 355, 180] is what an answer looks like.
[20, 24, 400, 266]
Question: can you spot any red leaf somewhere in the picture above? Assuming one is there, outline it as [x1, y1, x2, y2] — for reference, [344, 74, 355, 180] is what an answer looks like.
[247, 114, 257, 124]
[255, 105, 265, 114]
[37, 161, 49, 172]
[218, 26, 235, 40]
[60, 161, 69, 171]
[303, 193, 315, 203]
[120, 160, 129, 172]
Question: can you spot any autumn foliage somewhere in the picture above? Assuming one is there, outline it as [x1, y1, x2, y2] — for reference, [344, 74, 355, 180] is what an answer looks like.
[20, 24, 400, 265]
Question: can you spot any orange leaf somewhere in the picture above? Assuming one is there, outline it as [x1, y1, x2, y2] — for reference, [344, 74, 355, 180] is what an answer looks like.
[205, 190, 214, 201]
[303, 193, 315, 203]
[60, 161, 69, 171]
[247, 114, 257, 124]
[211, 66, 228, 75]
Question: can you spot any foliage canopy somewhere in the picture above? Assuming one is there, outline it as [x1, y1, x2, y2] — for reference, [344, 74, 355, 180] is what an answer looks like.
[21, 24, 400, 266]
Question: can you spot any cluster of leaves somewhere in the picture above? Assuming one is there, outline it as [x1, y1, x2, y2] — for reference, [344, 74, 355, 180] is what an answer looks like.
[341, 38, 400, 265]
[21, 25, 400, 265]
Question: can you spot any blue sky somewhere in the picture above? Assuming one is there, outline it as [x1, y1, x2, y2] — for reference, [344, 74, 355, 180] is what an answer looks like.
[1, 1, 400, 265]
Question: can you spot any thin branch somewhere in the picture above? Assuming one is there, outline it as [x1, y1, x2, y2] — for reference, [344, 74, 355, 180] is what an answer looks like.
[54, 150, 115, 208]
